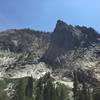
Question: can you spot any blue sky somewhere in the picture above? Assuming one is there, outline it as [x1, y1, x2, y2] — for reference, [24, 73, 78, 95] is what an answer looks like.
[0, 0, 100, 32]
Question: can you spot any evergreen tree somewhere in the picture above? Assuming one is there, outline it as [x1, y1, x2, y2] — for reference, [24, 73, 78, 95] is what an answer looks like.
[43, 77, 53, 100]
[13, 79, 24, 100]
[83, 82, 89, 100]
[73, 70, 79, 100]
[35, 77, 44, 100]
[59, 88, 65, 100]
[35, 73, 55, 100]
[25, 76, 33, 98]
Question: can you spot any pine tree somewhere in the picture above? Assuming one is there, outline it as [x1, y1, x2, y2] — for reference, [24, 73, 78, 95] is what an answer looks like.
[73, 70, 79, 100]
[59, 88, 65, 100]
[83, 82, 89, 100]
[35, 77, 44, 100]
[43, 73, 54, 100]
[13, 79, 24, 100]
[25, 76, 33, 98]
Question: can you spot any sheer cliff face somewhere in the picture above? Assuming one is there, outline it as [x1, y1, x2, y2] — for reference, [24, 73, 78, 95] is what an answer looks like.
[0, 20, 100, 78]
[42, 20, 100, 69]
[52, 20, 99, 49]
[0, 20, 100, 69]
[0, 20, 100, 100]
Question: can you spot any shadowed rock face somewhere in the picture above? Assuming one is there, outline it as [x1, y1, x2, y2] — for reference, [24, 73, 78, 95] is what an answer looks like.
[42, 20, 100, 67]
[0, 20, 100, 95]
[0, 20, 100, 100]
[52, 20, 82, 49]
[0, 20, 100, 71]
[0, 20, 99, 56]
[52, 20, 100, 49]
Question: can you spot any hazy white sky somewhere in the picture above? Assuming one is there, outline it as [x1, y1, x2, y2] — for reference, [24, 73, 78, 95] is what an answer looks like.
[0, 0, 100, 32]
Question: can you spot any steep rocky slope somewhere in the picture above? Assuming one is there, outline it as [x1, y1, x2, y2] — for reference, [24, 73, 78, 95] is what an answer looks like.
[0, 20, 100, 100]
[0, 29, 50, 79]
[42, 20, 100, 67]
[0, 20, 100, 83]
[0, 74, 73, 100]
[0, 29, 50, 53]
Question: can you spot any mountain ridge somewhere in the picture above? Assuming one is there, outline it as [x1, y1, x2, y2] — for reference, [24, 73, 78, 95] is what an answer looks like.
[0, 20, 100, 100]
[41, 20, 100, 67]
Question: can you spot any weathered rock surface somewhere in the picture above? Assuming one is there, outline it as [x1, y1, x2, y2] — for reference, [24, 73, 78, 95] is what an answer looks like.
[0, 20, 100, 88]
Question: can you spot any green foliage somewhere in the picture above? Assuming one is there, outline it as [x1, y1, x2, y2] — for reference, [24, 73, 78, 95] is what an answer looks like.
[56, 83, 71, 100]
[93, 86, 100, 100]
[0, 73, 72, 100]
[0, 78, 13, 100]
[35, 73, 71, 100]
[35, 73, 53, 100]
[25, 76, 33, 98]
[73, 70, 96, 100]
[13, 79, 25, 100]
[73, 70, 79, 100]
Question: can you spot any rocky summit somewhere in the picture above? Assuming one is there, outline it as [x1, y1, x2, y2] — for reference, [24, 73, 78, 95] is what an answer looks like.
[0, 20, 100, 100]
